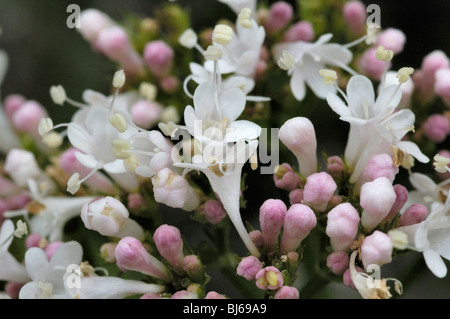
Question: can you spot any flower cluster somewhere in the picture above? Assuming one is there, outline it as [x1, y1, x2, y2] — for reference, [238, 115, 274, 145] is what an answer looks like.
[0, 0, 449, 300]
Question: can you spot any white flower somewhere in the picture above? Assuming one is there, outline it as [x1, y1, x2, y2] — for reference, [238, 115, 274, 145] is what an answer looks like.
[3, 148, 49, 188]
[273, 34, 354, 101]
[217, 0, 257, 17]
[395, 193, 450, 278]
[0, 220, 30, 283]
[19, 241, 83, 299]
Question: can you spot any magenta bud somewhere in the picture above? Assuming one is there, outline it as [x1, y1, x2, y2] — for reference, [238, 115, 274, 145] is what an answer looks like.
[326, 203, 360, 251]
[259, 199, 287, 253]
[303, 172, 337, 212]
[361, 231, 393, 270]
[182, 255, 203, 276]
[274, 163, 301, 191]
[45, 241, 63, 260]
[422, 50, 450, 75]
[398, 204, 428, 227]
[25, 233, 42, 249]
[274, 286, 300, 299]
[265, 1, 293, 35]
[127, 193, 147, 212]
[385, 184, 409, 220]
[5, 282, 24, 299]
[203, 199, 227, 224]
[115, 236, 172, 282]
[130, 99, 163, 130]
[282, 21, 314, 42]
[375, 28, 406, 54]
[237, 255, 263, 281]
[280, 204, 317, 253]
[326, 251, 350, 275]
[288, 188, 303, 205]
[255, 266, 284, 290]
[249, 230, 264, 250]
[159, 76, 179, 93]
[422, 114, 450, 143]
[3, 94, 25, 120]
[153, 224, 185, 274]
[358, 47, 390, 81]
[144, 40, 174, 78]
[12, 100, 47, 137]
[326, 156, 345, 179]
[343, 1, 367, 35]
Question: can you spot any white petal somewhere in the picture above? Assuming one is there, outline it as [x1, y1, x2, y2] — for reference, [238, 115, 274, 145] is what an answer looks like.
[24, 248, 49, 281]
[0, 220, 14, 252]
[397, 141, 429, 163]
[235, 50, 259, 76]
[409, 172, 439, 194]
[225, 120, 261, 142]
[82, 89, 108, 107]
[290, 68, 306, 101]
[219, 88, 246, 121]
[346, 75, 375, 118]
[318, 44, 353, 65]
[326, 93, 352, 118]
[423, 248, 447, 278]
[376, 84, 402, 112]
[189, 62, 210, 84]
[103, 159, 127, 174]
[429, 229, 450, 261]
[74, 151, 99, 169]
[49, 241, 83, 271]
[67, 124, 95, 155]
[193, 82, 216, 119]
[107, 172, 139, 192]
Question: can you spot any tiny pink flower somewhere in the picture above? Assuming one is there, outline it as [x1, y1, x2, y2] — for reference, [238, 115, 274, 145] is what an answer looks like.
[326, 156, 345, 179]
[237, 256, 263, 281]
[327, 251, 350, 275]
[282, 21, 314, 42]
[385, 184, 409, 220]
[255, 266, 283, 290]
[303, 172, 337, 212]
[153, 224, 185, 274]
[264, 1, 293, 35]
[326, 203, 360, 251]
[288, 189, 303, 205]
[205, 291, 227, 299]
[361, 231, 393, 270]
[422, 114, 450, 143]
[398, 204, 428, 227]
[274, 286, 300, 299]
[362, 153, 399, 184]
[259, 199, 287, 253]
[274, 163, 301, 191]
[144, 40, 174, 78]
[130, 99, 163, 130]
[358, 47, 390, 81]
[203, 199, 227, 224]
[3, 94, 25, 120]
[280, 204, 316, 253]
[375, 28, 406, 54]
[343, 1, 367, 35]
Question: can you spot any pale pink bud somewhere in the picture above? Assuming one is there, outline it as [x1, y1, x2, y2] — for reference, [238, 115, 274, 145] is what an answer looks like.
[171, 290, 197, 299]
[422, 114, 450, 143]
[255, 266, 283, 290]
[303, 172, 337, 212]
[25, 233, 42, 249]
[115, 236, 172, 282]
[422, 50, 449, 75]
[326, 203, 360, 251]
[343, 1, 367, 35]
[360, 177, 396, 232]
[361, 231, 393, 269]
[326, 251, 350, 275]
[0, 176, 22, 198]
[6, 193, 31, 210]
[249, 230, 264, 250]
[436, 150, 450, 180]
[362, 153, 399, 183]
[205, 291, 227, 299]
[358, 47, 390, 81]
[343, 265, 364, 290]
[130, 99, 163, 129]
[259, 199, 287, 253]
[60, 147, 116, 194]
[100, 242, 117, 263]
[182, 255, 203, 280]
[274, 163, 301, 191]
[79, 9, 115, 43]
[45, 241, 63, 260]
[398, 204, 428, 227]
[4, 148, 42, 188]
[237, 256, 263, 281]
[12, 100, 47, 137]
[5, 282, 24, 299]
[326, 156, 345, 179]
[127, 193, 146, 212]
[153, 224, 185, 274]
[279, 117, 317, 177]
[274, 286, 300, 299]
[3, 94, 25, 120]
[376, 28, 406, 54]
[152, 168, 199, 211]
[144, 40, 174, 78]
[282, 21, 314, 42]
[81, 197, 144, 240]
[254, 60, 268, 78]
[265, 1, 293, 35]
[203, 199, 227, 224]
[280, 204, 317, 253]
[288, 189, 303, 205]
[159, 76, 179, 93]
[434, 68, 450, 100]
[385, 184, 408, 220]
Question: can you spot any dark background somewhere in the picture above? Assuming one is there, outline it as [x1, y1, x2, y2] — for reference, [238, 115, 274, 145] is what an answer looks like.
[1, 0, 450, 299]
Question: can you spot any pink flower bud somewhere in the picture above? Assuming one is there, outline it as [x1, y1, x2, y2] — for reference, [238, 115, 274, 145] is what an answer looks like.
[434, 68, 450, 100]
[422, 114, 450, 143]
[182, 255, 203, 279]
[362, 153, 399, 184]
[360, 177, 396, 232]
[11, 100, 47, 137]
[237, 256, 263, 281]
[279, 117, 317, 177]
[376, 28, 406, 54]
[203, 199, 227, 224]
[153, 224, 185, 274]
[326, 203, 360, 251]
[343, 265, 364, 290]
[255, 266, 283, 290]
[100, 242, 117, 263]
[282, 21, 314, 42]
[265, 1, 293, 35]
[273, 163, 301, 191]
[79, 9, 115, 43]
[6, 193, 31, 210]
[259, 199, 287, 253]
[127, 193, 146, 212]
[152, 168, 199, 211]
[422, 50, 450, 75]
[60, 147, 116, 194]
[81, 197, 144, 240]
[3, 94, 25, 120]
[415, 51, 450, 101]
[205, 291, 227, 299]
[303, 172, 337, 212]
[274, 286, 300, 299]
[159, 76, 179, 93]
[343, 1, 367, 35]
[398, 204, 428, 227]
[5, 282, 24, 299]
[358, 47, 390, 81]
[0, 176, 22, 198]
[25, 233, 42, 250]
[361, 231, 393, 269]
[115, 236, 172, 282]
[385, 184, 408, 220]
[144, 40, 174, 78]
[288, 189, 303, 205]
[130, 99, 163, 130]
[326, 156, 345, 179]
[280, 204, 317, 253]
[249, 230, 264, 250]
[45, 241, 63, 260]
[327, 251, 350, 275]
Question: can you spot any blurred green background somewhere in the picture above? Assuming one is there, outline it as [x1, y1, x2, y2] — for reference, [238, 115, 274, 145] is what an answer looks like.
[1, 0, 450, 299]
